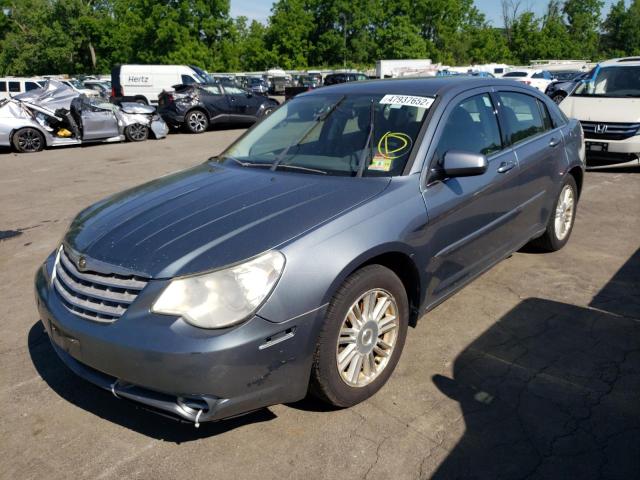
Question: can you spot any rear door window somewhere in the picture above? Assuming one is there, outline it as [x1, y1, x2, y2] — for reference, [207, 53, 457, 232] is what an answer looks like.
[25, 82, 40, 91]
[497, 92, 546, 144]
[9, 82, 20, 92]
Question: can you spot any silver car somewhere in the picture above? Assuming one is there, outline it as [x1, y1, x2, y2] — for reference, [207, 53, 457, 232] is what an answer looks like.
[0, 80, 168, 153]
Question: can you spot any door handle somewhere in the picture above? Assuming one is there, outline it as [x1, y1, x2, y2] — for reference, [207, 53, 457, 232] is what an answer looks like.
[549, 138, 560, 147]
[497, 160, 516, 173]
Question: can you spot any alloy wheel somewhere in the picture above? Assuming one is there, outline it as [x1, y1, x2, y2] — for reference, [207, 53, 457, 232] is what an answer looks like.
[336, 288, 399, 387]
[127, 124, 148, 141]
[16, 128, 43, 152]
[554, 184, 575, 241]
[188, 112, 208, 132]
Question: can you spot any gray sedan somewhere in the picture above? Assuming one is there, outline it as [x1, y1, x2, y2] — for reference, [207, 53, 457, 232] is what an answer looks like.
[34, 77, 584, 425]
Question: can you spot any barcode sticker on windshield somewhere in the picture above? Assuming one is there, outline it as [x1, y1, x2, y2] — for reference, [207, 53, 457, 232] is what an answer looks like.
[380, 95, 435, 109]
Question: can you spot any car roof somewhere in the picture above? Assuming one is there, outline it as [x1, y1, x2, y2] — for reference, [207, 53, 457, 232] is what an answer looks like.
[303, 76, 535, 98]
[599, 57, 640, 68]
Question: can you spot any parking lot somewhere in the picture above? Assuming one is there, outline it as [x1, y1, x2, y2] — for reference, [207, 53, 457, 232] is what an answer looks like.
[1, 131, 639, 479]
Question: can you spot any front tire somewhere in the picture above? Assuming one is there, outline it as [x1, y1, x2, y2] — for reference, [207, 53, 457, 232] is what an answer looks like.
[531, 175, 578, 251]
[310, 265, 409, 407]
[12, 127, 45, 153]
[124, 124, 149, 142]
[184, 110, 209, 134]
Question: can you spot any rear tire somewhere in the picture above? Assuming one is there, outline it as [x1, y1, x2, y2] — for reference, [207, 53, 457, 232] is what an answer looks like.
[310, 265, 409, 407]
[530, 175, 578, 252]
[184, 110, 209, 134]
[124, 124, 149, 142]
[12, 128, 45, 153]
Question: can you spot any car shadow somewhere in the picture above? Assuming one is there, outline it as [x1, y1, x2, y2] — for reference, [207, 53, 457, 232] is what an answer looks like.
[430, 249, 640, 479]
[27, 321, 276, 442]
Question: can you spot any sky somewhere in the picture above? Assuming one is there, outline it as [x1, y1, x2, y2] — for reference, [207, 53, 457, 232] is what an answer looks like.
[229, 0, 621, 26]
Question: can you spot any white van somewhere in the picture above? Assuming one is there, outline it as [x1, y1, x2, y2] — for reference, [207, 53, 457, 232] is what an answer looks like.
[111, 65, 206, 104]
[0, 77, 45, 100]
[560, 57, 640, 167]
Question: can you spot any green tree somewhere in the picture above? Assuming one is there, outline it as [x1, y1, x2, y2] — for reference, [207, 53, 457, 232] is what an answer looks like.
[563, 0, 603, 59]
[602, 0, 628, 56]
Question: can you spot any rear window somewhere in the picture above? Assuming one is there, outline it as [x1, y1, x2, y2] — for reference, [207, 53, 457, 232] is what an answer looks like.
[181, 74, 198, 85]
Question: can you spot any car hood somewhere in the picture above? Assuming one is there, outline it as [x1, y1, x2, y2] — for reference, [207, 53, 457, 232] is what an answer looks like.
[65, 163, 390, 278]
[560, 96, 640, 122]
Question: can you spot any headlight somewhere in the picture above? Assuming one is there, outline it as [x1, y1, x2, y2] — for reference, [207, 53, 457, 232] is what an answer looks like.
[151, 251, 285, 329]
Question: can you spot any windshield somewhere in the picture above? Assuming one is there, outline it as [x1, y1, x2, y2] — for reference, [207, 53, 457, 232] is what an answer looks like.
[573, 66, 640, 98]
[219, 93, 433, 176]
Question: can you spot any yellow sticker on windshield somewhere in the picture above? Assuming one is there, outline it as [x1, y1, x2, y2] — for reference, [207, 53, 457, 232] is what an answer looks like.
[368, 155, 393, 172]
[377, 132, 412, 159]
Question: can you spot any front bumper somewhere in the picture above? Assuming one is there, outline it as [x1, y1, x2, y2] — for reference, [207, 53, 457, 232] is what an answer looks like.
[585, 136, 640, 165]
[34, 256, 326, 423]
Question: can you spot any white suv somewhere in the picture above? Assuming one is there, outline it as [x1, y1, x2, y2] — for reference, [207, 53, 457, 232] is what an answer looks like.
[560, 57, 640, 167]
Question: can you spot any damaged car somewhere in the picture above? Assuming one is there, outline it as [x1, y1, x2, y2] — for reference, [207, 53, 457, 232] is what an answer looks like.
[158, 83, 278, 133]
[0, 80, 169, 153]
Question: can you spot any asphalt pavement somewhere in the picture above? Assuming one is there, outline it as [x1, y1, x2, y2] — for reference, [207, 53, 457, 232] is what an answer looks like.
[1, 130, 638, 479]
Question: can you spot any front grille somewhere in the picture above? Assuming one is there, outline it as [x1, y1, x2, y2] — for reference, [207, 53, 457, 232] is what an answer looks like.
[580, 121, 640, 141]
[53, 248, 149, 323]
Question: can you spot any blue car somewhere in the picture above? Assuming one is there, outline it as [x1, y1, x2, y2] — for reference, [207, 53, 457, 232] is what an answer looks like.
[35, 78, 585, 425]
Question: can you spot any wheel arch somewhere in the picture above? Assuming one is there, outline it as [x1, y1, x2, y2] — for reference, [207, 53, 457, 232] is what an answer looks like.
[567, 166, 583, 198]
[185, 106, 210, 120]
[323, 247, 423, 328]
[10, 125, 50, 149]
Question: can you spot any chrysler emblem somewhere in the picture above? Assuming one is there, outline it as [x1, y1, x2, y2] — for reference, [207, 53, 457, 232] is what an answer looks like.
[77, 256, 87, 271]
[595, 124, 608, 134]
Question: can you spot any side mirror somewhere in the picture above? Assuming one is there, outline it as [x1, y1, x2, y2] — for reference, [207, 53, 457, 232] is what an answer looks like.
[443, 150, 488, 177]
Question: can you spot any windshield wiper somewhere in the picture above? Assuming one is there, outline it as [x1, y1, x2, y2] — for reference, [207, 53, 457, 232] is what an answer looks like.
[271, 95, 346, 171]
[276, 164, 327, 175]
[356, 100, 375, 177]
[219, 155, 271, 168]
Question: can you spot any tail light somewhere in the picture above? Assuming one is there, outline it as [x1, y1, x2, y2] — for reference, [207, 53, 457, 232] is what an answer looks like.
[111, 87, 116, 97]
[522, 80, 531, 85]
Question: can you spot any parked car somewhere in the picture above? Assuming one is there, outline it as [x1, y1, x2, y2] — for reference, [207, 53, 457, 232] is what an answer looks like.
[247, 77, 270, 95]
[545, 71, 592, 104]
[0, 77, 44, 100]
[158, 83, 278, 133]
[82, 80, 111, 98]
[35, 77, 584, 425]
[560, 57, 640, 167]
[59, 79, 100, 97]
[284, 75, 321, 101]
[0, 80, 168, 153]
[111, 64, 206, 105]
[324, 72, 368, 85]
[502, 69, 554, 92]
